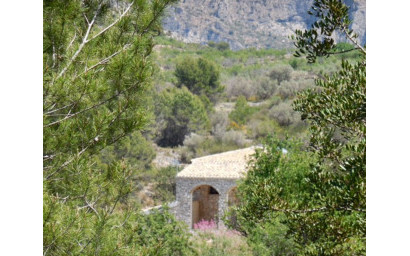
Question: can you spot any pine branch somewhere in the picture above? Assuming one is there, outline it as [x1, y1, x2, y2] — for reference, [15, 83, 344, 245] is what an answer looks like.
[87, 2, 134, 42]
[56, 3, 102, 80]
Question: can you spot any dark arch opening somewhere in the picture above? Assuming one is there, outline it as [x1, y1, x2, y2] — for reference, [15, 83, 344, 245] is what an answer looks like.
[191, 185, 219, 229]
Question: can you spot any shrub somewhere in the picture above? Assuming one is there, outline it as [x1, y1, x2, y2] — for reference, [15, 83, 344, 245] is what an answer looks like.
[256, 77, 278, 100]
[248, 119, 279, 140]
[226, 138, 314, 256]
[245, 217, 298, 256]
[155, 87, 209, 147]
[194, 219, 217, 231]
[269, 65, 293, 85]
[180, 134, 247, 161]
[208, 41, 230, 51]
[221, 130, 247, 147]
[210, 112, 229, 141]
[268, 101, 301, 127]
[229, 96, 258, 125]
[277, 79, 314, 100]
[179, 148, 194, 164]
[225, 76, 256, 100]
[134, 209, 196, 256]
[183, 133, 206, 151]
[175, 57, 224, 102]
[192, 227, 253, 256]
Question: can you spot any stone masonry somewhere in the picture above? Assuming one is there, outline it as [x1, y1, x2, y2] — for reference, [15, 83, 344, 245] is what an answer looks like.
[175, 147, 256, 229]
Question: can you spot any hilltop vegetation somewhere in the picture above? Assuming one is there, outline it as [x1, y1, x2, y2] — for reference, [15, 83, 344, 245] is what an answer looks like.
[43, 0, 365, 255]
[89, 33, 362, 210]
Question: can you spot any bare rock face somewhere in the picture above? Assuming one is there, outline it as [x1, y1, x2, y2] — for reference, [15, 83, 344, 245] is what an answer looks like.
[162, 0, 366, 50]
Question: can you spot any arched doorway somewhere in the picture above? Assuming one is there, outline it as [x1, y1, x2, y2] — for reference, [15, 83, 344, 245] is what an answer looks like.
[192, 185, 219, 228]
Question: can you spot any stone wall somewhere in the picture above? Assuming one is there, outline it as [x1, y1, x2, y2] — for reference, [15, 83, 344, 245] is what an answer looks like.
[175, 177, 238, 229]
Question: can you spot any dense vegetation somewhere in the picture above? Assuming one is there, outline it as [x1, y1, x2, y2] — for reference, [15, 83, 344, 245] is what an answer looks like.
[44, 0, 364, 255]
[228, 0, 366, 255]
[43, 1, 196, 255]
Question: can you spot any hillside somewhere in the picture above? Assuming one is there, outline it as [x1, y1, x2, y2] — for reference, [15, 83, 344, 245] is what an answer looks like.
[163, 0, 366, 50]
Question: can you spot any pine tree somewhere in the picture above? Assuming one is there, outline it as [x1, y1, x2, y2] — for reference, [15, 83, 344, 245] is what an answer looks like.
[43, 1, 194, 255]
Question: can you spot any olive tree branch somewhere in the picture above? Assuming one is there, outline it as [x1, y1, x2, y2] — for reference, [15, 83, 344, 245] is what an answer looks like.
[342, 26, 366, 54]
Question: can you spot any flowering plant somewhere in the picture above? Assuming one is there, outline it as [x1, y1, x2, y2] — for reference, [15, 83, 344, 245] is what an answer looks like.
[193, 219, 217, 230]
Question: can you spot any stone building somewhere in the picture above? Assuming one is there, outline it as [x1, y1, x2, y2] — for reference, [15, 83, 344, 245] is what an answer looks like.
[175, 147, 256, 229]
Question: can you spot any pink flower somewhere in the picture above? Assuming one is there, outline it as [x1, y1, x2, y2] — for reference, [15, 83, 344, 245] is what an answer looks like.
[193, 219, 217, 230]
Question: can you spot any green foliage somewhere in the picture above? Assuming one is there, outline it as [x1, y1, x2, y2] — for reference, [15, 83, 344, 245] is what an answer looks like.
[245, 217, 298, 256]
[247, 119, 280, 140]
[208, 41, 230, 51]
[128, 208, 195, 256]
[269, 65, 293, 85]
[292, 0, 365, 63]
[152, 166, 180, 203]
[96, 131, 156, 171]
[290, 58, 366, 255]
[256, 77, 278, 100]
[229, 96, 258, 125]
[268, 101, 303, 127]
[232, 1, 366, 255]
[174, 57, 224, 101]
[290, 0, 366, 253]
[277, 77, 315, 100]
[228, 137, 314, 255]
[181, 133, 248, 163]
[155, 87, 209, 147]
[43, 0, 194, 255]
[192, 230, 252, 256]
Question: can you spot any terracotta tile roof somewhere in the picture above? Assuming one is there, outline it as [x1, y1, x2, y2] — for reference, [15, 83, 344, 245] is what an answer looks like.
[176, 147, 257, 179]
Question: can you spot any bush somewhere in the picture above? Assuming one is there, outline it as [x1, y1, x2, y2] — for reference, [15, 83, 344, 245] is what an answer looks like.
[155, 87, 209, 147]
[229, 96, 258, 125]
[175, 57, 224, 102]
[192, 228, 253, 256]
[180, 133, 248, 161]
[245, 217, 298, 256]
[210, 112, 229, 141]
[256, 77, 278, 100]
[221, 130, 247, 147]
[269, 65, 293, 85]
[225, 76, 256, 100]
[184, 133, 206, 151]
[248, 119, 279, 140]
[277, 79, 314, 100]
[134, 209, 196, 256]
[226, 138, 314, 256]
[268, 101, 301, 127]
[194, 219, 217, 230]
[208, 41, 230, 51]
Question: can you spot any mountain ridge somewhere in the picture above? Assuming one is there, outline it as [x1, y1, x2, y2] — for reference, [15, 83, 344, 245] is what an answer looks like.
[162, 0, 366, 50]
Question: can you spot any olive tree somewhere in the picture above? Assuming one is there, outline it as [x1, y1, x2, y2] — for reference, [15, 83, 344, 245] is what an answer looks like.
[230, 0, 366, 255]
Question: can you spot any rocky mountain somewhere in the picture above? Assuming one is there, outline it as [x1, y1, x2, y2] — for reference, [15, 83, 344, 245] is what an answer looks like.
[162, 0, 366, 50]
